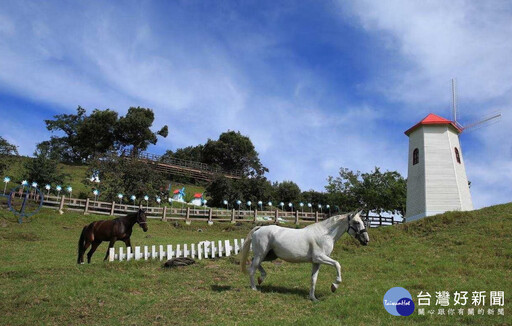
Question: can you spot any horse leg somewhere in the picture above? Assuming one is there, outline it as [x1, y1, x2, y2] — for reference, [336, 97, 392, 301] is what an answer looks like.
[257, 264, 267, 285]
[87, 241, 101, 264]
[249, 255, 263, 291]
[313, 255, 342, 293]
[124, 238, 132, 250]
[103, 239, 117, 261]
[309, 263, 321, 301]
[79, 241, 91, 264]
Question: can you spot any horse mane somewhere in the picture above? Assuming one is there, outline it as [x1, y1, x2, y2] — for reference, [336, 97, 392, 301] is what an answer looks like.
[313, 213, 350, 228]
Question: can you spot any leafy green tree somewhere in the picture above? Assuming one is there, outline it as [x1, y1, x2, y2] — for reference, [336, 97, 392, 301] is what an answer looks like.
[43, 107, 118, 162]
[44, 106, 87, 162]
[239, 177, 274, 205]
[23, 147, 66, 186]
[115, 107, 168, 155]
[206, 176, 274, 209]
[326, 167, 407, 216]
[36, 137, 70, 161]
[0, 136, 19, 175]
[160, 145, 204, 162]
[205, 176, 239, 208]
[301, 190, 329, 207]
[76, 109, 118, 158]
[86, 153, 167, 203]
[202, 131, 268, 176]
[273, 180, 301, 205]
[0, 136, 18, 156]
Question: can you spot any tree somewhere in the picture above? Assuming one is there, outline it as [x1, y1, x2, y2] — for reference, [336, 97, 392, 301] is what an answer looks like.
[301, 190, 329, 207]
[44, 106, 87, 162]
[0, 136, 18, 156]
[0, 136, 19, 175]
[23, 147, 66, 186]
[206, 176, 274, 208]
[202, 131, 268, 176]
[205, 176, 239, 208]
[76, 109, 118, 159]
[273, 180, 301, 205]
[326, 167, 407, 216]
[86, 154, 167, 203]
[160, 145, 204, 162]
[115, 107, 168, 155]
[43, 106, 119, 162]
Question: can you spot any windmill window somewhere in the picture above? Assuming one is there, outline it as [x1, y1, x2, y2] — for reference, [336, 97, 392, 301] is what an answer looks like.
[413, 148, 419, 165]
[454, 147, 461, 164]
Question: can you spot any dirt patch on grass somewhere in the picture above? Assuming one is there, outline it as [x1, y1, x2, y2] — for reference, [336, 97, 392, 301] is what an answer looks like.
[0, 232, 41, 241]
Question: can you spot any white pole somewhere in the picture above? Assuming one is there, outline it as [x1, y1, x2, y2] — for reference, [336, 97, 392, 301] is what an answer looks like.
[159, 245, 165, 261]
[109, 247, 115, 262]
[167, 245, 174, 259]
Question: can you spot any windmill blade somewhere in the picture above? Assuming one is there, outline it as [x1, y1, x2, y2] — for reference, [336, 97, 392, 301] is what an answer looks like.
[462, 112, 502, 132]
[452, 78, 458, 123]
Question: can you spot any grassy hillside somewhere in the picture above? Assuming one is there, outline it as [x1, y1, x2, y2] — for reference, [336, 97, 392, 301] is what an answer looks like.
[0, 203, 510, 325]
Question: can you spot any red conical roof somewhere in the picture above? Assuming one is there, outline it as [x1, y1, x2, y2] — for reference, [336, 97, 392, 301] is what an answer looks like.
[405, 113, 462, 135]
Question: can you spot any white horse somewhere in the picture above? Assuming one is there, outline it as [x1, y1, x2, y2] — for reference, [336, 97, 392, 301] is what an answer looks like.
[240, 210, 369, 301]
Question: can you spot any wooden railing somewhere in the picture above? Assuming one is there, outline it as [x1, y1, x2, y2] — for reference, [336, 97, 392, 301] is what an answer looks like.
[36, 195, 402, 227]
[123, 150, 243, 181]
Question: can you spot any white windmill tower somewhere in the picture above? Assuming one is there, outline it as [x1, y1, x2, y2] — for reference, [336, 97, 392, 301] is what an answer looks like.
[404, 79, 501, 222]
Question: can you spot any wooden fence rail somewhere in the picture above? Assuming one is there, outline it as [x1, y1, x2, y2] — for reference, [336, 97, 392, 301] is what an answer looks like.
[37, 194, 402, 227]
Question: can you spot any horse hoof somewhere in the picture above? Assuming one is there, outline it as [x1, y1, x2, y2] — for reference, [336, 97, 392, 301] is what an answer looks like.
[258, 277, 263, 285]
[331, 283, 338, 293]
[310, 297, 319, 302]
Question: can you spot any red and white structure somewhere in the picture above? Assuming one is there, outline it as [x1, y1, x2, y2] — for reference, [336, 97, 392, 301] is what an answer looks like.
[404, 113, 473, 221]
[190, 193, 204, 206]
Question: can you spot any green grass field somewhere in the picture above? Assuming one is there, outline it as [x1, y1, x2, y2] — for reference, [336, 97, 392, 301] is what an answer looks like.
[0, 203, 510, 325]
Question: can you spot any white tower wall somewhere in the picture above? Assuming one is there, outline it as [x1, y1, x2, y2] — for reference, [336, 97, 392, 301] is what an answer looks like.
[406, 124, 473, 221]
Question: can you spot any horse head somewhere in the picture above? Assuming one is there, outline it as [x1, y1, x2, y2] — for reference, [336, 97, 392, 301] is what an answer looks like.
[347, 210, 369, 246]
[137, 209, 148, 232]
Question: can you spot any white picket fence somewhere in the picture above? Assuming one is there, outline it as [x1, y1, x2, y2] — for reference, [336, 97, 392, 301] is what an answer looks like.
[108, 238, 246, 262]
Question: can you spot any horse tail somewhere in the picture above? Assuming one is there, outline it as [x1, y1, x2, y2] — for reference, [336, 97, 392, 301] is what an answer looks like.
[240, 226, 261, 274]
[77, 226, 87, 263]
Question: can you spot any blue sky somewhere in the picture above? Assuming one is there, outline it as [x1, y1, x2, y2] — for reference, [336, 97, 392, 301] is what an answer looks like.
[1, 1, 511, 209]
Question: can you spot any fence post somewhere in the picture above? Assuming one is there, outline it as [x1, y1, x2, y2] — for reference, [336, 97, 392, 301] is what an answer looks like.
[162, 206, 167, 221]
[295, 210, 299, 225]
[391, 215, 395, 225]
[254, 209, 257, 223]
[315, 211, 319, 223]
[274, 209, 279, 224]
[58, 195, 66, 214]
[110, 201, 115, 216]
[84, 198, 90, 215]
[208, 208, 213, 225]
[186, 207, 191, 225]
[231, 209, 235, 224]
[379, 215, 382, 227]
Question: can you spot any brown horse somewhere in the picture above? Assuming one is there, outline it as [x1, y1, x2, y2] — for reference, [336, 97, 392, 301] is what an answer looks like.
[77, 209, 148, 264]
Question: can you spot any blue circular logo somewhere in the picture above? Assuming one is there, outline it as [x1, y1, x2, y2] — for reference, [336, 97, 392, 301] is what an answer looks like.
[1, 186, 44, 223]
[383, 287, 415, 316]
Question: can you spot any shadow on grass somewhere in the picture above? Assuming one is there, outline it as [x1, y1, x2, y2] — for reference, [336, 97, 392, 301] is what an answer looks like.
[211, 285, 232, 292]
[259, 285, 309, 298]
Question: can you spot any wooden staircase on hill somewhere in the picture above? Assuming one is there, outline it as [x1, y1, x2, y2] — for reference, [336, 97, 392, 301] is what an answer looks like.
[123, 150, 243, 182]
